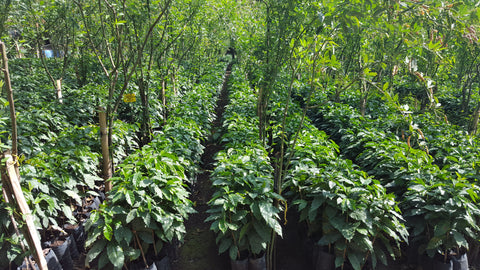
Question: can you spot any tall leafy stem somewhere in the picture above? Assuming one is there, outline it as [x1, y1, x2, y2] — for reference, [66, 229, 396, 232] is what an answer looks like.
[74, 0, 173, 189]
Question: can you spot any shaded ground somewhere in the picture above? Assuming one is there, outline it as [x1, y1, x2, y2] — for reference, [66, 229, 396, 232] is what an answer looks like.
[170, 64, 232, 270]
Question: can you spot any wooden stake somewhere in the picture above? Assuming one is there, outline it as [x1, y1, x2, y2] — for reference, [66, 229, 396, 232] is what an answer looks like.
[56, 79, 63, 104]
[0, 41, 17, 157]
[2, 187, 36, 269]
[1, 153, 47, 270]
[99, 107, 112, 192]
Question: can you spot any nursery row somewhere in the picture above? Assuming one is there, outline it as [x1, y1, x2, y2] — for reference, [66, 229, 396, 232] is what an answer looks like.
[206, 67, 283, 268]
[304, 97, 480, 268]
[0, 58, 228, 269]
[205, 66, 408, 270]
[83, 62, 227, 269]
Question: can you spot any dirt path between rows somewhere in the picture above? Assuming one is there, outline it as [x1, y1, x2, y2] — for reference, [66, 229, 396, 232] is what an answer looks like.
[170, 63, 232, 270]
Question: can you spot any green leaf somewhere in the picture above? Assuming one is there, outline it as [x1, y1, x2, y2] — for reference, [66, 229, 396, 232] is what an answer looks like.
[318, 233, 342, 245]
[107, 243, 124, 270]
[219, 238, 232, 254]
[426, 237, 443, 250]
[434, 221, 450, 237]
[335, 256, 345, 268]
[114, 226, 133, 245]
[310, 196, 324, 213]
[239, 223, 250, 241]
[348, 251, 363, 270]
[61, 204, 74, 221]
[84, 174, 102, 188]
[98, 252, 109, 269]
[126, 190, 134, 206]
[103, 224, 113, 241]
[451, 231, 468, 248]
[138, 231, 154, 244]
[64, 189, 82, 205]
[349, 209, 367, 221]
[115, 19, 127, 25]
[258, 202, 281, 236]
[125, 247, 141, 261]
[85, 239, 107, 266]
[219, 219, 228, 233]
[383, 82, 389, 92]
[126, 209, 136, 223]
[229, 245, 239, 260]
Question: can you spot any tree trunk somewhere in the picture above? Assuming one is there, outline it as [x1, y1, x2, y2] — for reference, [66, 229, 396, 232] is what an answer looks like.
[470, 103, 480, 135]
[162, 79, 167, 125]
[138, 77, 152, 146]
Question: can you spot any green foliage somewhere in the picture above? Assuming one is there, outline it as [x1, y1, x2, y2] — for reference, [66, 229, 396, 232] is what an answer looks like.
[405, 172, 480, 257]
[207, 146, 282, 260]
[207, 67, 283, 260]
[283, 121, 407, 269]
[2, 0, 480, 267]
[85, 61, 225, 268]
[85, 147, 194, 269]
[312, 100, 480, 262]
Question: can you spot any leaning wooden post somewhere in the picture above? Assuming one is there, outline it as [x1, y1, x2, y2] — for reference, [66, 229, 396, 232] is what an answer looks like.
[99, 107, 112, 193]
[2, 187, 36, 269]
[1, 153, 47, 270]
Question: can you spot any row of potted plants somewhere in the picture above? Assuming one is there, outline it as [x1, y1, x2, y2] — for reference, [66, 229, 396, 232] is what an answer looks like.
[311, 101, 480, 268]
[258, 85, 409, 269]
[84, 62, 228, 269]
[206, 67, 283, 269]
[0, 70, 139, 268]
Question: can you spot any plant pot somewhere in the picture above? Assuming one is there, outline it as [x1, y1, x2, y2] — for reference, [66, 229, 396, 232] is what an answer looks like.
[44, 249, 63, 270]
[51, 238, 73, 270]
[419, 255, 433, 270]
[66, 235, 79, 260]
[86, 196, 101, 210]
[64, 223, 86, 252]
[315, 250, 335, 270]
[230, 258, 248, 270]
[451, 253, 468, 270]
[147, 263, 158, 270]
[468, 240, 480, 268]
[155, 256, 171, 270]
[429, 257, 453, 270]
[249, 254, 266, 270]
[18, 249, 63, 270]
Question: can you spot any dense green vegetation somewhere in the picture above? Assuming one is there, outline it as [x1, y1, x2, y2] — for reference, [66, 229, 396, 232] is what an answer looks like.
[1, 0, 480, 269]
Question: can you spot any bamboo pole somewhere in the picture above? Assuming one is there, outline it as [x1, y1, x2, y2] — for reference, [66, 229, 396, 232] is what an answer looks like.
[99, 107, 112, 193]
[56, 79, 63, 104]
[1, 153, 47, 270]
[2, 187, 36, 269]
[0, 41, 17, 157]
